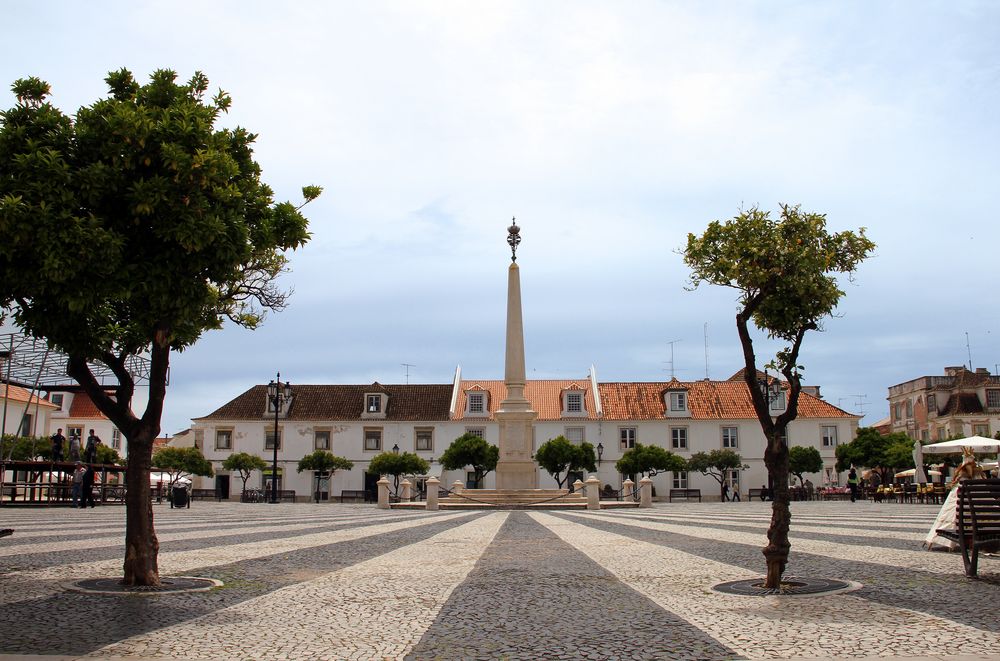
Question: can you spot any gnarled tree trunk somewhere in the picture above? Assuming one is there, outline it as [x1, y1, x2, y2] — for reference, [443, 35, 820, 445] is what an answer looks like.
[762, 435, 791, 588]
[122, 430, 159, 585]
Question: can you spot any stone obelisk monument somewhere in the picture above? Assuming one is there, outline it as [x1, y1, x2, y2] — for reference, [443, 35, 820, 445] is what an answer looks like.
[495, 219, 539, 490]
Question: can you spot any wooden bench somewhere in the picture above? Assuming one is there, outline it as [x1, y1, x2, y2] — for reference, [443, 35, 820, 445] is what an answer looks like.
[278, 489, 296, 503]
[190, 488, 218, 501]
[748, 488, 770, 501]
[669, 488, 701, 502]
[936, 478, 1000, 578]
[340, 489, 369, 503]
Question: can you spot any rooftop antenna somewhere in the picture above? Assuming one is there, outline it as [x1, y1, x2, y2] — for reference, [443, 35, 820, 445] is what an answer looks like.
[665, 339, 682, 379]
[401, 363, 415, 385]
[703, 323, 710, 380]
[965, 331, 973, 370]
[851, 394, 868, 417]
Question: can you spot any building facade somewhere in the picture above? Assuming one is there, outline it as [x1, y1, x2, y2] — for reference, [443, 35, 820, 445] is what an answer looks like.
[190, 367, 859, 501]
[887, 366, 1000, 441]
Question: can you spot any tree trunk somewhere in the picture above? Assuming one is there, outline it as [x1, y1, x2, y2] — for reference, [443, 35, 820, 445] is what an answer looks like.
[122, 431, 159, 585]
[762, 435, 791, 588]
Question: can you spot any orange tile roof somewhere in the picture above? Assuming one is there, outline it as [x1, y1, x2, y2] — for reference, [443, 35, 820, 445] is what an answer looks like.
[598, 380, 855, 420]
[67, 393, 109, 420]
[0, 384, 58, 409]
[455, 380, 600, 421]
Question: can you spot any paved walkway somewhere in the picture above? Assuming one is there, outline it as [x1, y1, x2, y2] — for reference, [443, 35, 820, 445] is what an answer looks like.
[0, 501, 997, 660]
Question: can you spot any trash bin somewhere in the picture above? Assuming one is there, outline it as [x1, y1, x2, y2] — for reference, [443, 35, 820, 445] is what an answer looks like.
[171, 485, 190, 509]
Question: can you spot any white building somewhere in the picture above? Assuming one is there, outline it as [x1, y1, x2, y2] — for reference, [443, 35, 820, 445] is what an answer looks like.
[48, 391, 127, 457]
[189, 367, 858, 501]
[1, 384, 58, 437]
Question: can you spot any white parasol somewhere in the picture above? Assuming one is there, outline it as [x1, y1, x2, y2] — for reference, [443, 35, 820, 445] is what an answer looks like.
[893, 468, 942, 479]
[921, 435, 1000, 455]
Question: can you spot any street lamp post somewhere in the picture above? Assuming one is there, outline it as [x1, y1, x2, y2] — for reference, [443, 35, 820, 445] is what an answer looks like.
[267, 372, 292, 504]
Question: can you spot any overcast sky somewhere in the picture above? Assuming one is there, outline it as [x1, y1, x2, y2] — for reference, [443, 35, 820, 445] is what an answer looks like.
[3, 1, 999, 434]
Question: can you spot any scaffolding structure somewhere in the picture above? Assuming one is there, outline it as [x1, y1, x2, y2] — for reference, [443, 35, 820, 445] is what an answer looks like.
[0, 331, 155, 391]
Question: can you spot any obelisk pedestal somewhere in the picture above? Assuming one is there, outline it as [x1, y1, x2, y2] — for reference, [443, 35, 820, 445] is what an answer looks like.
[495, 236, 538, 490]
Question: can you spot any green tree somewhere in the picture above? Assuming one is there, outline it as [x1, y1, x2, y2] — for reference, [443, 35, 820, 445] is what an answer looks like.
[535, 436, 597, 489]
[222, 452, 269, 496]
[368, 451, 429, 495]
[687, 449, 748, 500]
[439, 433, 499, 488]
[836, 428, 913, 485]
[787, 446, 823, 486]
[0, 70, 318, 585]
[151, 446, 214, 489]
[297, 450, 354, 501]
[616, 443, 686, 483]
[684, 204, 874, 587]
[1, 434, 47, 461]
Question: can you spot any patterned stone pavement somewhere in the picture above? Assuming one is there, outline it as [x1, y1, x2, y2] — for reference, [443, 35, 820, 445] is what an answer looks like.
[0, 500, 997, 660]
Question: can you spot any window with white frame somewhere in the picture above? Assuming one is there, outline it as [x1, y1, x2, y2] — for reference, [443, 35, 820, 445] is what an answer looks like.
[671, 427, 688, 450]
[50, 393, 64, 409]
[565, 427, 585, 444]
[668, 391, 687, 412]
[364, 427, 382, 451]
[415, 427, 433, 451]
[465, 427, 485, 439]
[722, 426, 738, 449]
[111, 428, 122, 450]
[467, 392, 486, 415]
[769, 389, 786, 411]
[366, 394, 382, 414]
[987, 389, 1000, 410]
[672, 471, 688, 489]
[821, 426, 838, 447]
[264, 429, 282, 451]
[68, 426, 83, 441]
[564, 391, 584, 415]
[620, 427, 636, 450]
[216, 429, 233, 450]
[314, 429, 331, 450]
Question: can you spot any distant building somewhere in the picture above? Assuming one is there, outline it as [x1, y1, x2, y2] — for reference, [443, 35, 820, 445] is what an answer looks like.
[189, 367, 859, 501]
[887, 366, 1000, 441]
[0, 384, 58, 437]
[48, 391, 127, 457]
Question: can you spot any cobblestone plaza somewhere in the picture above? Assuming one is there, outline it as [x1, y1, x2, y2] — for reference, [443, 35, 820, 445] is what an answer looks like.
[0, 501, 998, 661]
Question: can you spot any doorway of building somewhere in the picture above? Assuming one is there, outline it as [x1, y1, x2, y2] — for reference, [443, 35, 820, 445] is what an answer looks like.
[364, 472, 380, 503]
[215, 475, 230, 501]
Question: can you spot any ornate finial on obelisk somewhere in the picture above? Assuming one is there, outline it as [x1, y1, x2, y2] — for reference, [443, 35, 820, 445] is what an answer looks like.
[507, 217, 521, 263]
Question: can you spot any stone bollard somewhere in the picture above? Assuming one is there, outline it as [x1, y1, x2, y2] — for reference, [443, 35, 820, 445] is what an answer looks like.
[426, 477, 440, 511]
[377, 477, 390, 509]
[401, 479, 412, 502]
[452, 480, 464, 495]
[572, 479, 584, 495]
[623, 478, 635, 503]
[639, 477, 652, 508]
[586, 476, 601, 510]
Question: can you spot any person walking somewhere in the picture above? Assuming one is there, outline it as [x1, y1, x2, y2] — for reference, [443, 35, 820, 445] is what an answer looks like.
[80, 464, 96, 508]
[847, 468, 860, 503]
[50, 428, 66, 462]
[71, 463, 86, 508]
[721, 481, 730, 502]
[84, 429, 102, 464]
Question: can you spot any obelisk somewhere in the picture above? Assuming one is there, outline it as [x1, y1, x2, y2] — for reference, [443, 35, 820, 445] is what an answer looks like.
[495, 219, 539, 490]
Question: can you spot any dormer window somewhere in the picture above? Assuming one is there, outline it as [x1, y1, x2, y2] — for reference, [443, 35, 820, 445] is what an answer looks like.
[465, 389, 489, 417]
[362, 392, 387, 419]
[561, 388, 587, 417]
[669, 391, 687, 412]
[769, 389, 786, 411]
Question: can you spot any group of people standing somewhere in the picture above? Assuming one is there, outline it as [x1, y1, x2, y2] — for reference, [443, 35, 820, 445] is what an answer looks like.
[49, 428, 104, 508]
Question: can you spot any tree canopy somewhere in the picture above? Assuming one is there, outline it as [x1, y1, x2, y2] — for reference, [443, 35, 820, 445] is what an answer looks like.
[687, 449, 747, 499]
[368, 451, 430, 495]
[151, 446, 214, 488]
[221, 452, 269, 494]
[616, 443, 686, 480]
[534, 436, 597, 488]
[297, 450, 354, 474]
[835, 428, 914, 484]
[0, 69, 318, 585]
[439, 433, 499, 488]
[684, 203, 874, 588]
[787, 446, 823, 485]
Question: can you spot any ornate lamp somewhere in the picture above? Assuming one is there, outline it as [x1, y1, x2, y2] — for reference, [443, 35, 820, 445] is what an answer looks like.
[507, 218, 521, 263]
[266, 372, 292, 504]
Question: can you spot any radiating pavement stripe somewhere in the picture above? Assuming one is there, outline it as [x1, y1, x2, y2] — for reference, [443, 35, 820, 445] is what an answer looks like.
[90, 512, 509, 660]
[531, 511, 1000, 659]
